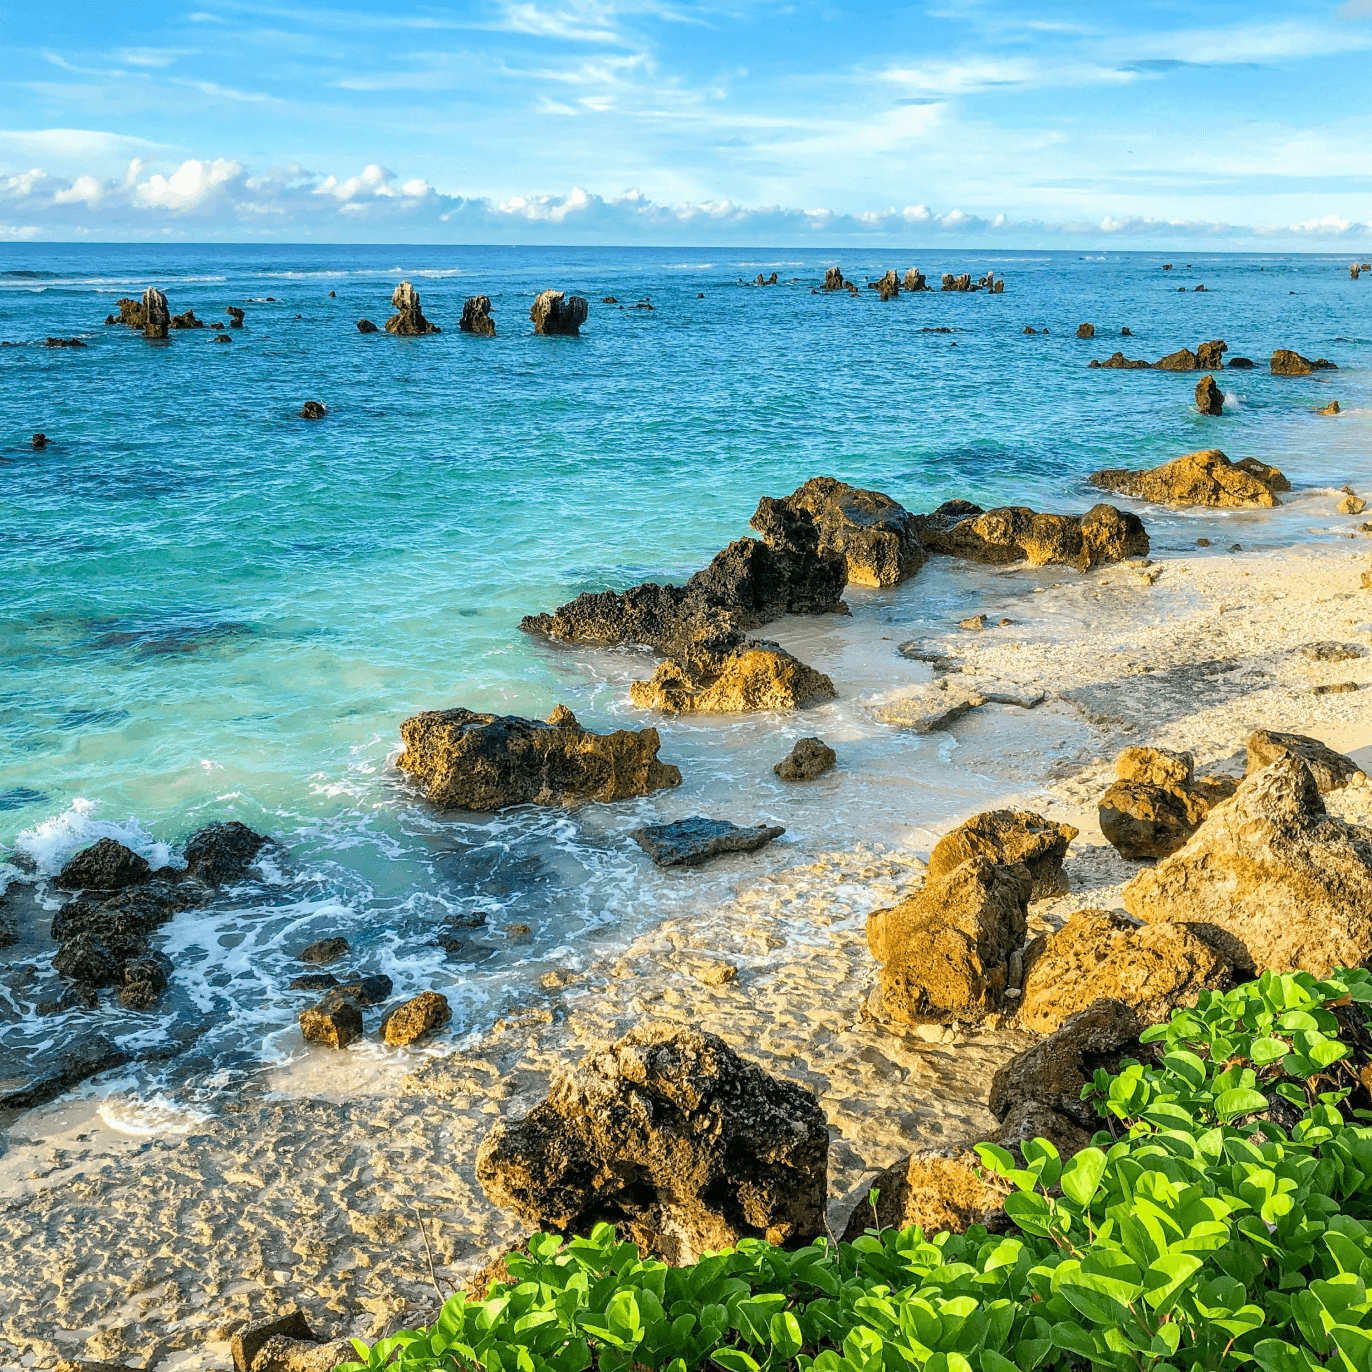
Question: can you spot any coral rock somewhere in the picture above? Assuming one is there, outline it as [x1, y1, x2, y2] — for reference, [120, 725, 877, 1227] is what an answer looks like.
[916, 501, 1148, 569]
[382, 990, 452, 1045]
[926, 809, 1078, 900]
[53, 838, 152, 892]
[183, 820, 268, 885]
[299, 992, 363, 1048]
[630, 817, 785, 868]
[1089, 448, 1288, 508]
[1099, 779, 1211, 859]
[530, 290, 589, 336]
[629, 641, 835, 714]
[1245, 728, 1361, 792]
[385, 281, 440, 335]
[775, 476, 925, 587]
[460, 295, 496, 336]
[1195, 374, 1224, 415]
[142, 288, 170, 339]
[774, 736, 836, 780]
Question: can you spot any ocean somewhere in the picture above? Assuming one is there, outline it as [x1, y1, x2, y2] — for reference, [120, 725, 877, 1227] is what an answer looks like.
[1, 243, 1367, 1121]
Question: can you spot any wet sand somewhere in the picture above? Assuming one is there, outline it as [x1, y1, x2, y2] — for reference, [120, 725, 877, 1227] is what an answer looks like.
[2, 540, 1372, 1369]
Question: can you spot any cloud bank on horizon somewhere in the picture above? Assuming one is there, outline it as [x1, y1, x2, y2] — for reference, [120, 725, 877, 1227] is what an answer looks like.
[3, 0, 1371, 247]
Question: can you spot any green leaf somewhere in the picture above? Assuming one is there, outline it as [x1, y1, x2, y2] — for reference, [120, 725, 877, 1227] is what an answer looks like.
[1213, 1087, 1270, 1120]
[1250, 1037, 1289, 1065]
[712, 1351, 760, 1372]
[1059, 1148, 1107, 1207]
[973, 1143, 1016, 1177]
[770, 1313, 803, 1360]
[1142, 1252, 1203, 1311]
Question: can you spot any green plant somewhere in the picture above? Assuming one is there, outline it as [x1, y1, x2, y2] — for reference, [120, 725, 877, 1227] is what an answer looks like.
[339, 968, 1372, 1372]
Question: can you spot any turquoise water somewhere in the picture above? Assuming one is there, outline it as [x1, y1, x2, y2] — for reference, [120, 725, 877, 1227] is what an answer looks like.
[1, 245, 1368, 1105]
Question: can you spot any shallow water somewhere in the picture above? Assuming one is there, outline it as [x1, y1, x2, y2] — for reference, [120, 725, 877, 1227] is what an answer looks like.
[1, 244, 1368, 1117]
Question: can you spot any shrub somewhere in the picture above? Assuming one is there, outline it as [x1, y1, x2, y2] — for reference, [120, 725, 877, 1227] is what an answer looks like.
[340, 968, 1372, 1372]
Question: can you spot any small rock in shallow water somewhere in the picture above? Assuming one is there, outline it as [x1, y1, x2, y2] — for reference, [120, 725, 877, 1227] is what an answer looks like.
[1339, 494, 1367, 515]
[289, 972, 339, 991]
[299, 992, 363, 1048]
[297, 936, 349, 965]
[356, 318, 378, 333]
[332, 973, 393, 1006]
[1318, 400, 1341, 415]
[630, 816, 785, 868]
[32, 432, 47, 449]
[1195, 374, 1224, 415]
[959, 613, 988, 630]
[382, 990, 452, 1045]
[183, 819, 267, 885]
[299, 400, 326, 420]
[774, 736, 836, 780]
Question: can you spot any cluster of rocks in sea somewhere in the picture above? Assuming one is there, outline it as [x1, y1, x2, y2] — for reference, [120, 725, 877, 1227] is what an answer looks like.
[1087, 335, 1338, 376]
[819, 266, 1002, 298]
[104, 289, 246, 340]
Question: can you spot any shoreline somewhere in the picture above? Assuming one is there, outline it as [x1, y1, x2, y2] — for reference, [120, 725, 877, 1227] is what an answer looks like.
[3, 535, 1372, 1368]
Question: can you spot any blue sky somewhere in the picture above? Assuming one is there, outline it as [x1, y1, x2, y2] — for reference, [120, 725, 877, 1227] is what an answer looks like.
[2, 0, 1371, 244]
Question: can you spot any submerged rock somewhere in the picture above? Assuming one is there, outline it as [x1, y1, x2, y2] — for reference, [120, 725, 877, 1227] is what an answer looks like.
[1246, 728, 1361, 792]
[381, 990, 452, 1045]
[629, 640, 835, 714]
[299, 401, 326, 420]
[1089, 448, 1288, 508]
[356, 318, 379, 334]
[460, 295, 495, 336]
[1195, 374, 1224, 415]
[775, 476, 925, 587]
[0, 1033, 128, 1111]
[183, 820, 268, 885]
[298, 936, 350, 965]
[915, 501, 1148, 569]
[1125, 758, 1372, 975]
[475, 1023, 828, 1263]
[867, 857, 1030, 1025]
[385, 281, 440, 335]
[530, 290, 589, 336]
[774, 736, 836, 780]
[871, 681, 986, 733]
[630, 816, 785, 868]
[1017, 909, 1231, 1035]
[397, 706, 681, 810]
[926, 809, 1078, 901]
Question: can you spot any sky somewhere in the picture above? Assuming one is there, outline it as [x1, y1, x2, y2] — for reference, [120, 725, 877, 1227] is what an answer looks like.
[2, 0, 1371, 246]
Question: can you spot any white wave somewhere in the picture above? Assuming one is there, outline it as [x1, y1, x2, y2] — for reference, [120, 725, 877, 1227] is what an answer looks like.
[97, 1090, 212, 1137]
[14, 798, 180, 876]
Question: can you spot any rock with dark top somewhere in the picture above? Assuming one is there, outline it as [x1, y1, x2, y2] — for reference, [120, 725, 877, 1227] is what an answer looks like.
[914, 501, 1148, 569]
[0, 1033, 128, 1111]
[875, 270, 899, 300]
[386, 281, 440, 335]
[530, 290, 589, 336]
[1076, 322, 1094, 338]
[298, 936, 350, 965]
[53, 838, 151, 892]
[45, 336, 87, 348]
[334, 973, 393, 1007]
[775, 476, 925, 587]
[926, 810, 1078, 900]
[215, 334, 231, 344]
[775, 737, 836, 780]
[300, 992, 363, 1048]
[1126, 758, 1372, 975]
[143, 288, 170, 339]
[290, 972, 339, 992]
[823, 267, 845, 291]
[356, 318, 378, 334]
[989, 998, 1143, 1130]
[460, 295, 495, 336]
[1154, 347, 1198, 371]
[1089, 448, 1288, 508]
[1246, 729, 1361, 792]
[381, 989, 451, 1045]
[118, 951, 173, 1010]
[867, 857, 1030, 1024]
[398, 706, 681, 810]
[183, 820, 268, 885]
[629, 640, 835, 714]
[1017, 910, 1231, 1035]
[50, 880, 193, 955]
[1228, 356, 1254, 368]
[1091, 351, 1150, 369]
[169, 309, 204, 329]
[476, 1023, 828, 1264]
[52, 933, 123, 986]
[231, 1311, 317, 1372]
[226, 307, 245, 328]
[1195, 374, 1224, 415]
[299, 401, 326, 420]
[631, 817, 784, 868]
[114, 297, 146, 328]
[32, 432, 47, 450]
[1195, 339, 1227, 369]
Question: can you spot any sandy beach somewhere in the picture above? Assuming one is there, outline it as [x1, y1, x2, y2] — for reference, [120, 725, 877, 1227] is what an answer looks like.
[3, 533, 1371, 1370]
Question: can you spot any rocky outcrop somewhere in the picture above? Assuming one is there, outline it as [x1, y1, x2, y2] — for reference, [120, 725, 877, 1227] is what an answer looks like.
[475, 1024, 829, 1264]
[775, 477, 925, 587]
[381, 990, 451, 1045]
[530, 291, 589, 336]
[1076, 323, 1095, 339]
[460, 295, 495, 335]
[1017, 909, 1232, 1035]
[385, 281, 440, 335]
[823, 267, 845, 291]
[1125, 758, 1372, 975]
[629, 640, 835, 714]
[941, 274, 975, 292]
[299, 401, 326, 420]
[1319, 400, 1342, 415]
[50, 879, 196, 996]
[299, 992, 362, 1048]
[1098, 745, 1238, 859]
[867, 857, 1030, 1025]
[874, 270, 899, 301]
[113, 298, 146, 328]
[630, 817, 785, 868]
[356, 319, 378, 334]
[396, 706, 681, 810]
[1195, 374, 1224, 415]
[926, 809, 1077, 901]
[169, 309, 204, 330]
[53, 837, 153, 891]
[182, 820, 268, 884]
[775, 736, 836, 780]
[914, 501, 1148, 569]
[903, 268, 928, 291]
[143, 288, 170, 339]
[297, 936, 349, 964]
[1196, 339, 1227, 369]
[226, 307, 245, 328]
[1246, 729, 1361, 792]
[989, 998, 1143, 1130]
[1089, 449, 1289, 508]
[1154, 348, 1198, 372]
[0, 1034, 129, 1111]
[1090, 351, 1150, 370]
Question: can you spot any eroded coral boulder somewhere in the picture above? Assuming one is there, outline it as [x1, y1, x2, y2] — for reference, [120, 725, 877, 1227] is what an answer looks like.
[1246, 729, 1361, 792]
[775, 477, 925, 587]
[475, 1023, 829, 1263]
[1271, 349, 1314, 376]
[300, 993, 363, 1048]
[397, 707, 681, 810]
[629, 641, 835, 714]
[631, 817, 785, 868]
[530, 290, 589, 336]
[1154, 348, 1198, 371]
[1089, 449, 1288, 508]
[183, 820, 268, 886]
[1195, 374, 1224, 415]
[867, 858, 1030, 1025]
[775, 736, 836, 781]
[460, 295, 495, 336]
[382, 990, 451, 1045]
[1017, 909, 1231, 1035]
[1099, 780, 1211, 859]
[385, 281, 440, 335]
[143, 288, 170, 340]
[1196, 339, 1227, 370]
[926, 809, 1077, 900]
[53, 838, 152, 892]
[823, 267, 845, 291]
[915, 502, 1148, 569]
[1125, 758, 1372, 974]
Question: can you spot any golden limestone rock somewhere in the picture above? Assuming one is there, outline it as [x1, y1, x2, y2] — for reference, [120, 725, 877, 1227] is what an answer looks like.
[1089, 449, 1289, 508]
[629, 641, 835, 714]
